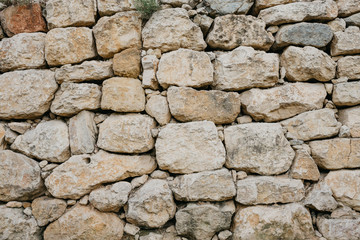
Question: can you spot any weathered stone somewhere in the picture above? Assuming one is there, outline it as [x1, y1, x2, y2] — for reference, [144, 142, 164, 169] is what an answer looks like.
[0, 3, 46, 37]
[97, 114, 155, 153]
[142, 8, 206, 52]
[206, 15, 274, 51]
[213, 46, 279, 91]
[160, 0, 189, 6]
[0, 150, 44, 201]
[167, 87, 241, 124]
[331, 205, 360, 219]
[97, 0, 135, 16]
[45, 27, 96, 66]
[331, 27, 360, 56]
[204, 0, 254, 15]
[0, 205, 41, 240]
[45, 151, 156, 199]
[317, 217, 360, 240]
[254, 0, 312, 14]
[11, 120, 70, 163]
[337, 56, 360, 80]
[333, 81, 360, 107]
[145, 95, 171, 125]
[0, 69, 57, 120]
[327, 18, 346, 32]
[236, 176, 304, 205]
[240, 82, 327, 122]
[31, 196, 67, 227]
[142, 55, 159, 89]
[339, 106, 360, 137]
[310, 138, 360, 169]
[0, 32, 46, 72]
[93, 11, 141, 58]
[290, 150, 320, 181]
[224, 123, 295, 175]
[0, 25, 4, 39]
[69, 111, 97, 155]
[156, 121, 225, 174]
[101, 78, 145, 112]
[7, 122, 31, 135]
[193, 14, 213, 35]
[157, 49, 213, 88]
[275, 23, 333, 48]
[304, 181, 338, 212]
[170, 169, 236, 201]
[126, 179, 176, 228]
[345, 12, 360, 27]
[113, 48, 141, 78]
[89, 181, 132, 212]
[0, 124, 4, 149]
[258, 0, 338, 26]
[55, 60, 114, 84]
[336, 0, 360, 17]
[44, 205, 124, 240]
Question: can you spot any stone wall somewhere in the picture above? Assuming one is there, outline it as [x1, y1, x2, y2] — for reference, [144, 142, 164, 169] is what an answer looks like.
[1, 0, 360, 239]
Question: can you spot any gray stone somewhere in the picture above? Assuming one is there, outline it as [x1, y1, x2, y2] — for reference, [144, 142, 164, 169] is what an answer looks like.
[317, 217, 360, 240]
[338, 106, 360, 137]
[304, 181, 338, 212]
[337, 56, 360, 80]
[336, 0, 360, 17]
[31, 196, 67, 227]
[331, 27, 360, 56]
[204, 0, 254, 15]
[333, 81, 360, 107]
[344, 12, 360, 27]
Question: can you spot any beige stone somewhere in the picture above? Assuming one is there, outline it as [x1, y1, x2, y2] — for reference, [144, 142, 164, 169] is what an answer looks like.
[204, 0, 254, 15]
[333, 81, 360, 107]
[0, 124, 4, 149]
[339, 106, 360, 137]
[142, 55, 159, 89]
[331, 27, 360, 56]
[31, 197, 67, 227]
[7, 122, 31, 135]
[97, 114, 155, 153]
[317, 217, 360, 240]
[0, 70, 58, 120]
[304, 181, 338, 211]
[290, 150, 320, 181]
[142, 8, 206, 52]
[93, 11, 141, 58]
[145, 95, 171, 125]
[336, 0, 360, 17]
[240, 82, 326, 122]
[97, 0, 135, 16]
[337, 56, 360, 80]
[193, 14, 213, 35]
[113, 48, 141, 78]
[101, 78, 145, 112]
[254, 0, 310, 13]
[45, 151, 156, 199]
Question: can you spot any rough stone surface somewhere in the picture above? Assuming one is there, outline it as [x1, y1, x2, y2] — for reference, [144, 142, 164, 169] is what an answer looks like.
[204, 0, 254, 15]
[51, 82, 101, 117]
[45, 151, 156, 199]
[31, 196, 67, 227]
[304, 181, 338, 212]
[317, 217, 360, 240]
[337, 56, 360, 80]
[339, 106, 360, 138]
[167, 87, 241, 124]
[101, 78, 145, 113]
[0, 124, 4, 149]
[254, 0, 310, 13]
[44, 205, 124, 240]
[206, 15, 274, 51]
[176, 201, 235, 240]
[0, 150, 44, 201]
[331, 27, 360, 56]
[193, 14, 213, 35]
[11, 120, 70, 163]
[145, 95, 171, 126]
[224, 123, 295, 175]
[333, 81, 360, 107]
[336, 0, 360, 17]
[213, 46, 279, 91]
[155, 121, 225, 174]
[126, 179, 176, 228]
[142, 8, 206, 52]
[97, 0, 135, 16]
[0, 69, 58, 120]
[344, 12, 360, 27]
[240, 82, 327, 122]
[142, 54, 159, 89]
[290, 150, 320, 181]
[97, 114, 155, 153]
[93, 11, 141, 58]
[45, 27, 96, 66]
[113, 48, 141, 78]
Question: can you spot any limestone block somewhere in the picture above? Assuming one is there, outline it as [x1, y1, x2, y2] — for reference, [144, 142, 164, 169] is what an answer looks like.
[304, 181, 338, 211]
[204, 0, 254, 15]
[97, 0, 135, 16]
[145, 95, 171, 125]
[337, 56, 360, 80]
[31, 197, 67, 227]
[338, 106, 360, 137]
[317, 217, 360, 240]
[113, 48, 141, 78]
[331, 27, 360, 56]
[333, 81, 360, 106]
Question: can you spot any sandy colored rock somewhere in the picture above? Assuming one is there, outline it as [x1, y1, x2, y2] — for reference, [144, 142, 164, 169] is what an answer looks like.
[317, 217, 360, 240]
[206, 15, 274, 51]
[0, 69, 58, 120]
[224, 123, 295, 175]
[31, 196, 67, 227]
[337, 56, 360, 80]
[145, 95, 171, 125]
[11, 120, 70, 163]
[336, 0, 360, 17]
[142, 54, 159, 89]
[97, 0, 135, 16]
[97, 114, 155, 153]
[304, 181, 338, 211]
[339, 106, 360, 137]
[155, 121, 225, 174]
[240, 82, 326, 122]
[345, 12, 360, 27]
[126, 179, 176, 228]
[167, 87, 241, 124]
[160, 0, 189, 6]
[93, 11, 141, 58]
[113, 48, 141, 78]
[7, 122, 31, 135]
[204, 0, 254, 15]
[0, 124, 4, 149]
[55, 60, 114, 84]
[101, 78, 145, 112]
[45, 27, 96, 66]
[213, 46, 279, 90]
[142, 8, 206, 52]
[290, 150, 320, 181]
[0, 32, 46, 72]
[254, 0, 311, 13]
[157, 48, 213, 88]
[333, 81, 360, 107]
[0, 150, 44, 201]
[45, 151, 156, 199]
[44, 205, 124, 240]
[331, 27, 360, 56]
[193, 14, 213, 35]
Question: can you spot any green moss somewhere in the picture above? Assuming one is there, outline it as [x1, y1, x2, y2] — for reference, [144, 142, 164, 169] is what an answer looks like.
[134, 0, 160, 20]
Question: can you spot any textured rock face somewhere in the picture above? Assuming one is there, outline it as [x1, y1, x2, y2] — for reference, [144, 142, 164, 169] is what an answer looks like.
[93, 11, 141, 58]
[45, 151, 156, 199]
[142, 55, 159, 90]
[317, 217, 360, 240]
[97, 114, 155, 153]
[31, 197, 67, 227]
[254, 0, 310, 13]
[331, 27, 360, 56]
[155, 121, 225, 174]
[333, 81, 360, 107]
[44, 205, 124, 240]
[176, 201, 235, 240]
[224, 123, 295, 175]
[142, 8, 206, 52]
[0, 32, 46, 72]
[157, 49, 213, 88]
[336, 0, 360, 17]
[233, 203, 316, 240]
[167, 87, 241, 124]
[240, 82, 326, 122]
[0, 150, 44, 201]
[113, 48, 141, 78]
[338, 106, 360, 137]
[291, 149, 320, 181]
[304, 181, 338, 212]
[213, 46, 279, 91]
[11, 120, 70, 163]
[337, 56, 360, 80]
[345, 12, 360, 27]
[204, 0, 254, 15]
[145, 95, 171, 126]
[45, 27, 96, 66]
[126, 179, 176, 228]
[0, 70, 58, 120]
[207, 15, 274, 51]
[97, 0, 135, 16]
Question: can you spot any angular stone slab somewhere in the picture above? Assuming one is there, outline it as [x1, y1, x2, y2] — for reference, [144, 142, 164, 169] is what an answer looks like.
[331, 27, 360, 56]
[113, 48, 141, 78]
[97, 0, 135, 16]
[332, 81, 360, 107]
[336, 0, 360, 17]
[344, 12, 360, 27]
[291, 149, 320, 181]
[339, 106, 360, 137]
[31, 196, 67, 227]
[254, 0, 308, 14]
[304, 181, 338, 212]
[204, 0, 254, 15]
[337, 56, 360, 80]
[145, 95, 171, 126]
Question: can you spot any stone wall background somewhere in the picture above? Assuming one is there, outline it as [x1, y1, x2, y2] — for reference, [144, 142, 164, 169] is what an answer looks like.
[1, 0, 360, 239]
